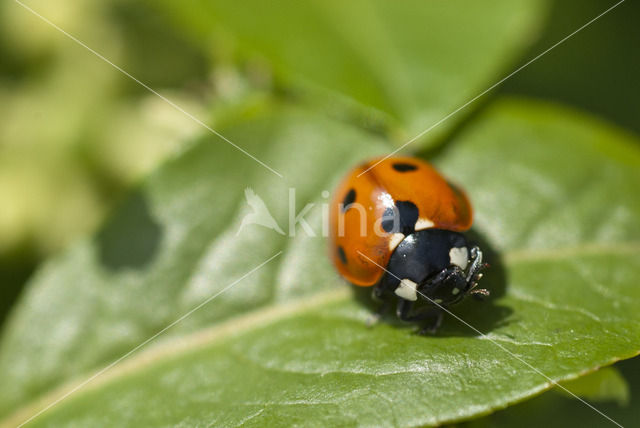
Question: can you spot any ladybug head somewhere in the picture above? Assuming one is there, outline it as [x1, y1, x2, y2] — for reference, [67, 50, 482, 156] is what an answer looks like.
[382, 229, 488, 306]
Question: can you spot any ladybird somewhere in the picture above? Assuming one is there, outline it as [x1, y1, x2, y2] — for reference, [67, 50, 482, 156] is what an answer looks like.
[329, 156, 488, 333]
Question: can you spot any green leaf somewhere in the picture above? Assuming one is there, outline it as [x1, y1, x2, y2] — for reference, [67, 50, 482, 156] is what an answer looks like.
[462, 357, 640, 428]
[2, 98, 640, 427]
[501, 0, 640, 137]
[0, 106, 391, 419]
[152, 0, 549, 145]
[558, 366, 629, 405]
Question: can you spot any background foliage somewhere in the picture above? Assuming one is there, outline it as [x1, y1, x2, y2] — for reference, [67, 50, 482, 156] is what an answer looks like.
[1, 0, 639, 426]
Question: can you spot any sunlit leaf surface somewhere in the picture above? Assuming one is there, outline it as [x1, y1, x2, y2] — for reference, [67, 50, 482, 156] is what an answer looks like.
[2, 99, 639, 427]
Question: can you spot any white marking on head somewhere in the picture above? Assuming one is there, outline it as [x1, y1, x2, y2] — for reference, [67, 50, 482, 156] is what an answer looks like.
[449, 246, 468, 270]
[415, 218, 434, 231]
[394, 279, 418, 301]
[452, 287, 460, 295]
[388, 233, 405, 251]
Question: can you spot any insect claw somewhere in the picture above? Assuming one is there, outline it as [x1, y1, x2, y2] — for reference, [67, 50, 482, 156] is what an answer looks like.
[470, 288, 490, 298]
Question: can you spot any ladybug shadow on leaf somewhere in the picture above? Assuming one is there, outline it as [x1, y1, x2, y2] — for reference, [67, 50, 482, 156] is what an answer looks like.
[351, 228, 511, 337]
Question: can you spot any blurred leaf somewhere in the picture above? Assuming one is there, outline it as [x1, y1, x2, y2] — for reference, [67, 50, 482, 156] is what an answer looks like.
[152, 0, 549, 145]
[0, 247, 38, 328]
[0, 107, 391, 420]
[2, 98, 640, 426]
[502, 0, 640, 136]
[0, 0, 215, 323]
[109, 0, 210, 91]
[0, 48, 116, 255]
[461, 357, 640, 428]
[558, 366, 629, 406]
[84, 93, 207, 186]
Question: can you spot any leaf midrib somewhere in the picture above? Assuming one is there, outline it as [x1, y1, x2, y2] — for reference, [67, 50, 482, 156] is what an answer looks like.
[3, 240, 639, 427]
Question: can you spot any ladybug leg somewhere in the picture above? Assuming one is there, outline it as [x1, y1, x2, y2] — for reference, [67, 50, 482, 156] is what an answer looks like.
[465, 246, 484, 282]
[372, 281, 388, 301]
[396, 299, 444, 334]
[425, 266, 464, 289]
[367, 298, 392, 327]
[424, 265, 468, 299]
[466, 246, 490, 299]
[367, 284, 394, 327]
[419, 310, 444, 335]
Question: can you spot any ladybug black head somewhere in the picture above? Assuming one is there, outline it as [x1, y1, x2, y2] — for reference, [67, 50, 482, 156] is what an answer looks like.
[380, 229, 487, 307]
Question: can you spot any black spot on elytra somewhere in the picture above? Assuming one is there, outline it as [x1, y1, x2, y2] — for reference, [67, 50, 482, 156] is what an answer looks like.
[392, 162, 418, 172]
[342, 188, 356, 212]
[337, 246, 347, 264]
[381, 201, 419, 234]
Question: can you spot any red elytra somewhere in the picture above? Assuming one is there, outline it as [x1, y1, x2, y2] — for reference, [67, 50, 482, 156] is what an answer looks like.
[329, 156, 473, 286]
